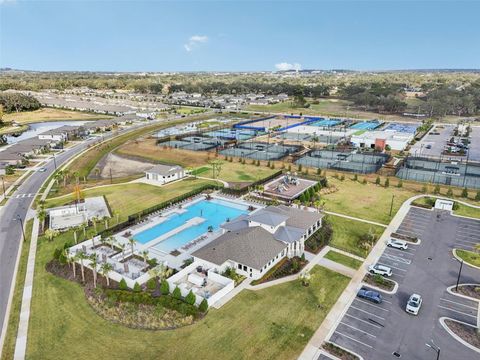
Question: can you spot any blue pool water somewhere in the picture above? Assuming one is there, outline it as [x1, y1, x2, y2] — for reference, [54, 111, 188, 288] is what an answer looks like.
[134, 199, 248, 252]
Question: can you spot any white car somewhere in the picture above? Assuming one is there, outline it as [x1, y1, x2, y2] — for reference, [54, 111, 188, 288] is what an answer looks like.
[368, 264, 393, 277]
[387, 239, 408, 250]
[406, 293, 422, 315]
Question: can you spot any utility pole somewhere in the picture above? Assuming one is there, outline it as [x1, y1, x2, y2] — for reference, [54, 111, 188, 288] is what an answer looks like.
[53, 153, 57, 170]
[1, 175, 5, 197]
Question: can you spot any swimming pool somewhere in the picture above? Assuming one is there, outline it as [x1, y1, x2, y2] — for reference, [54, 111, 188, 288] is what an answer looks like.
[134, 198, 249, 252]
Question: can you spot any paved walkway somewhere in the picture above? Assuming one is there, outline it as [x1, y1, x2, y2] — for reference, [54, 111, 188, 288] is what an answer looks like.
[324, 211, 388, 228]
[211, 278, 252, 309]
[13, 217, 39, 360]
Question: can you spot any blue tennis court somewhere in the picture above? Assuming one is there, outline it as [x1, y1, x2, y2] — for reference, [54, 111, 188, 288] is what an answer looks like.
[311, 119, 341, 127]
[383, 122, 420, 134]
[350, 120, 382, 130]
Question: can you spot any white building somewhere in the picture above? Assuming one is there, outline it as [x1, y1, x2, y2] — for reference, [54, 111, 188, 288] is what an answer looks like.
[145, 164, 186, 185]
[192, 205, 323, 280]
[350, 130, 414, 151]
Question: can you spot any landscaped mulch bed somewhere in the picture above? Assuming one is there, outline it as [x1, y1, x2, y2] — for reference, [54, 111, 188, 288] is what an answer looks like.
[251, 257, 308, 285]
[453, 284, 480, 300]
[390, 232, 419, 243]
[363, 273, 395, 292]
[85, 289, 196, 330]
[322, 342, 359, 360]
[445, 319, 480, 349]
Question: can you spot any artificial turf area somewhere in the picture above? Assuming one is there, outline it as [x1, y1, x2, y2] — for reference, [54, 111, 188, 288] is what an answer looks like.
[26, 240, 349, 360]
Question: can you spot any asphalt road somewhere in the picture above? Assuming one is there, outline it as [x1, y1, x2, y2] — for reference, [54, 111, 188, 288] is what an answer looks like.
[0, 120, 167, 338]
[329, 207, 480, 360]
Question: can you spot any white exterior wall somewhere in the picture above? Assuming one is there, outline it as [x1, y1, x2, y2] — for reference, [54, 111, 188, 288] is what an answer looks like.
[145, 170, 185, 184]
[248, 220, 285, 234]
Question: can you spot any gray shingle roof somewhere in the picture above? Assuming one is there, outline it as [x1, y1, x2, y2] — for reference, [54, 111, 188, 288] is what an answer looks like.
[274, 226, 305, 243]
[266, 205, 323, 230]
[221, 214, 249, 231]
[247, 208, 288, 227]
[147, 164, 183, 176]
[192, 227, 286, 270]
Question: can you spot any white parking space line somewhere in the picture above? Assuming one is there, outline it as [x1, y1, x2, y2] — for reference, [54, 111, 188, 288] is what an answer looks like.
[440, 298, 478, 310]
[384, 248, 416, 256]
[455, 236, 479, 243]
[438, 306, 478, 319]
[355, 299, 389, 312]
[377, 262, 408, 272]
[333, 332, 374, 349]
[350, 305, 386, 320]
[457, 230, 480, 236]
[381, 299, 392, 304]
[381, 253, 412, 265]
[344, 313, 383, 329]
[339, 322, 376, 338]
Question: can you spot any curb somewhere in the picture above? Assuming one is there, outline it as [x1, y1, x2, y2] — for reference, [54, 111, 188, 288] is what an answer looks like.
[439, 317, 480, 354]
[360, 279, 399, 295]
[453, 249, 480, 270]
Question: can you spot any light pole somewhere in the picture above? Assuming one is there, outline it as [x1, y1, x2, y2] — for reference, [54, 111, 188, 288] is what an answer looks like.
[52, 153, 57, 170]
[389, 194, 395, 217]
[1, 175, 5, 196]
[453, 257, 464, 291]
[16, 215, 26, 242]
[426, 339, 440, 360]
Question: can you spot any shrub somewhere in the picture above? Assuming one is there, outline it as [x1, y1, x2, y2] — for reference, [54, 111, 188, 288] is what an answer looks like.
[362, 178, 367, 185]
[160, 279, 169, 295]
[353, 174, 358, 181]
[422, 184, 428, 193]
[340, 174, 345, 181]
[185, 290, 196, 305]
[119, 278, 128, 290]
[172, 286, 182, 300]
[447, 188, 454, 197]
[288, 164, 292, 171]
[375, 176, 381, 185]
[146, 278, 156, 291]
[297, 164, 302, 172]
[434, 184, 440, 194]
[476, 191, 480, 201]
[133, 282, 142, 293]
[199, 299, 208, 313]
[397, 180, 403, 188]
[317, 168, 321, 175]
[461, 188, 469, 198]
[384, 178, 390, 188]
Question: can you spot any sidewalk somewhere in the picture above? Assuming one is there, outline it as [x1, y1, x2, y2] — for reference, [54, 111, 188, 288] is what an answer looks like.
[13, 217, 39, 360]
[324, 210, 387, 228]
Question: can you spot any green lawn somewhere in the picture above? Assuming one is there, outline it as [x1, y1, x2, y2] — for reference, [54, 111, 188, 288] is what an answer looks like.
[328, 215, 385, 257]
[323, 178, 417, 224]
[44, 178, 216, 222]
[456, 249, 480, 267]
[27, 226, 349, 360]
[454, 204, 480, 219]
[1, 220, 33, 360]
[200, 161, 277, 184]
[324, 250, 363, 270]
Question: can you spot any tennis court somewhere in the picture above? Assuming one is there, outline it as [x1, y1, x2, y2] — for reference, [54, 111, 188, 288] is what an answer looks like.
[204, 128, 264, 140]
[220, 142, 300, 161]
[296, 150, 388, 173]
[383, 122, 420, 134]
[310, 119, 342, 128]
[349, 120, 382, 130]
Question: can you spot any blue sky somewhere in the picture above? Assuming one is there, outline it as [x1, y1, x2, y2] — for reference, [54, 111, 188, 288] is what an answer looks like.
[1, 0, 479, 71]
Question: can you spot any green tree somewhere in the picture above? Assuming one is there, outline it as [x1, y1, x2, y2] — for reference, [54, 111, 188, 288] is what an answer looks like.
[172, 286, 182, 300]
[185, 290, 196, 305]
[461, 188, 469, 198]
[433, 184, 440, 194]
[397, 180, 403, 188]
[447, 188, 454, 197]
[119, 278, 128, 290]
[199, 299, 209, 312]
[375, 176, 381, 185]
[384, 178, 390, 187]
[160, 279, 170, 295]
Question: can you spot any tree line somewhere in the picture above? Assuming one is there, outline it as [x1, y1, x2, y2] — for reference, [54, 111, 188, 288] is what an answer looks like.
[0, 92, 41, 113]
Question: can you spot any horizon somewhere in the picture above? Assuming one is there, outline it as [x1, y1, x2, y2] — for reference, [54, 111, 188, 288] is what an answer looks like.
[1, 0, 480, 72]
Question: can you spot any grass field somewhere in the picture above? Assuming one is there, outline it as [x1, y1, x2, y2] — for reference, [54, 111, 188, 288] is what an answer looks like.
[1, 220, 33, 360]
[323, 177, 417, 224]
[174, 106, 207, 115]
[456, 249, 480, 267]
[454, 203, 480, 219]
[117, 140, 277, 184]
[44, 178, 216, 222]
[2, 108, 111, 124]
[26, 229, 349, 360]
[324, 250, 363, 270]
[328, 215, 385, 257]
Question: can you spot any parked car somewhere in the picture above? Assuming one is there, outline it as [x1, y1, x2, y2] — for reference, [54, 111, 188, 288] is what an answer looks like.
[425, 144, 432, 149]
[387, 239, 408, 250]
[357, 288, 382, 304]
[368, 264, 393, 277]
[406, 293, 423, 315]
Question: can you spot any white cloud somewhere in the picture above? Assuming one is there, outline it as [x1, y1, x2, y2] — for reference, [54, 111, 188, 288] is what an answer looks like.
[275, 62, 302, 71]
[184, 35, 208, 52]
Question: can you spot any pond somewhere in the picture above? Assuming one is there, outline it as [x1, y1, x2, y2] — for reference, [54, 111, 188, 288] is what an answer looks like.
[5, 120, 91, 144]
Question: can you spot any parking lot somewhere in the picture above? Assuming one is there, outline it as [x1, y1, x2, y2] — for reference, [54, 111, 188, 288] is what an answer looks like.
[410, 124, 456, 158]
[327, 206, 480, 360]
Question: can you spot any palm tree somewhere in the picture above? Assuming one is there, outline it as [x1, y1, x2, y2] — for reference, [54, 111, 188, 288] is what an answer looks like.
[118, 243, 126, 262]
[80, 222, 87, 240]
[62, 169, 70, 187]
[73, 171, 80, 185]
[100, 262, 114, 287]
[113, 211, 120, 225]
[65, 250, 77, 278]
[53, 171, 62, 186]
[102, 216, 109, 230]
[128, 237, 136, 255]
[108, 236, 116, 250]
[37, 207, 47, 233]
[77, 251, 88, 282]
[72, 225, 81, 244]
[148, 263, 172, 286]
[44, 228, 59, 242]
[141, 250, 149, 264]
[89, 254, 98, 288]
[91, 216, 98, 233]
